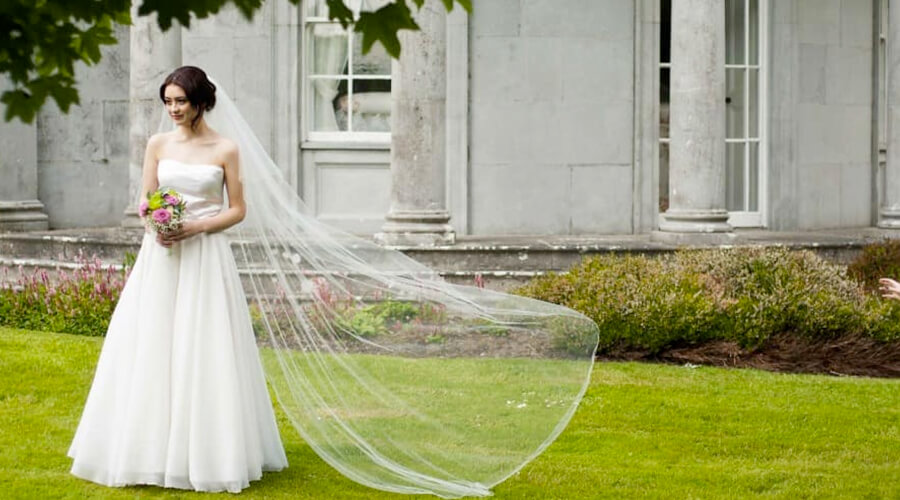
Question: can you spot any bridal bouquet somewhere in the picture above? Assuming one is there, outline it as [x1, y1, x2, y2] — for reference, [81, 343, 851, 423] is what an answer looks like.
[139, 187, 186, 235]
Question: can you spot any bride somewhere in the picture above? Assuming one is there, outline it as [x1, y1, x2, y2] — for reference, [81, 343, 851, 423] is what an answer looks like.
[67, 66, 288, 492]
[68, 65, 599, 497]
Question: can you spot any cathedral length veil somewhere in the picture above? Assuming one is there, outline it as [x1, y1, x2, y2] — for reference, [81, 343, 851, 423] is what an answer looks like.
[189, 81, 599, 498]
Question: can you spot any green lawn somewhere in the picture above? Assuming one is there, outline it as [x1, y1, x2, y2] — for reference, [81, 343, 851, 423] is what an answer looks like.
[1, 327, 897, 499]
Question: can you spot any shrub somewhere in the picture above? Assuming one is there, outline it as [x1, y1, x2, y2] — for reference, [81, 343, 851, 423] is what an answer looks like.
[515, 247, 900, 354]
[0, 253, 130, 336]
[847, 239, 900, 293]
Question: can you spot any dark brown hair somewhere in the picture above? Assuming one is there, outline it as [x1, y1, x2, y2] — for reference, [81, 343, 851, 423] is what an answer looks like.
[159, 66, 217, 129]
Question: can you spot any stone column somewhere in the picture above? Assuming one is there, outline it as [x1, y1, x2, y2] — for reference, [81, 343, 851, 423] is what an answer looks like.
[0, 109, 49, 231]
[375, 1, 455, 246]
[656, 0, 733, 241]
[880, 0, 900, 228]
[122, 9, 181, 226]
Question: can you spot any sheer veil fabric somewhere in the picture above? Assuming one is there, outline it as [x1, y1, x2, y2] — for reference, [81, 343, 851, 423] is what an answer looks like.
[197, 81, 599, 498]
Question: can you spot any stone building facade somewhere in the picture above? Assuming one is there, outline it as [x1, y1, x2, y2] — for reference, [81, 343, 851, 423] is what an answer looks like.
[0, 0, 896, 244]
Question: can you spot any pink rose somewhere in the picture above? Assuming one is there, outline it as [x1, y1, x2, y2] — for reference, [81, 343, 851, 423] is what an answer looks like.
[163, 194, 179, 206]
[152, 208, 171, 224]
[139, 201, 149, 216]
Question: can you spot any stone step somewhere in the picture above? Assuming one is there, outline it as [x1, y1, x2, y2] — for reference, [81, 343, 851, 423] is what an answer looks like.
[0, 227, 887, 295]
[0, 228, 657, 277]
[0, 256, 542, 292]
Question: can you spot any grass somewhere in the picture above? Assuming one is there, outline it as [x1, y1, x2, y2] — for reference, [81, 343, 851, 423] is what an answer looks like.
[1, 326, 898, 499]
[261, 350, 591, 487]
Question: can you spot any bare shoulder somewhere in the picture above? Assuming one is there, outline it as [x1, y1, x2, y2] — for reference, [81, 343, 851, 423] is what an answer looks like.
[146, 132, 168, 149]
[216, 136, 240, 163]
[147, 131, 177, 152]
[144, 132, 172, 161]
[218, 136, 238, 154]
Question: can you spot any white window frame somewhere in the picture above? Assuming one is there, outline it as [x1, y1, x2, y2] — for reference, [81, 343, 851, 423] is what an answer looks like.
[301, 5, 392, 145]
[659, 0, 768, 228]
[725, 0, 767, 227]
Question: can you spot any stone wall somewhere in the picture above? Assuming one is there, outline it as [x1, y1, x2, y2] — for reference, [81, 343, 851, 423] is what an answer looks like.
[182, 5, 276, 155]
[468, 0, 636, 235]
[770, 0, 873, 230]
[35, 24, 131, 229]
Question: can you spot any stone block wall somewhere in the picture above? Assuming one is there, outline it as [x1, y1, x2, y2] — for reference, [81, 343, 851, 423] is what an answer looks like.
[468, 0, 635, 235]
[35, 24, 131, 228]
[182, 4, 276, 155]
[771, 0, 874, 230]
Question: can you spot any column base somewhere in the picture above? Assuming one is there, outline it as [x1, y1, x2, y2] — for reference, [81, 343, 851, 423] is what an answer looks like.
[121, 205, 144, 228]
[878, 208, 900, 229]
[654, 208, 734, 245]
[374, 210, 456, 246]
[0, 200, 49, 232]
[658, 208, 733, 232]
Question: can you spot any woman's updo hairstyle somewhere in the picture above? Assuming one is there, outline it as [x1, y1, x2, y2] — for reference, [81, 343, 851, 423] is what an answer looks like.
[159, 66, 217, 129]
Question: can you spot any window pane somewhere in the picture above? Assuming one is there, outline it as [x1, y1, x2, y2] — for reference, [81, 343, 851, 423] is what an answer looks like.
[348, 79, 392, 132]
[725, 0, 745, 65]
[749, 68, 759, 138]
[660, 67, 670, 139]
[352, 34, 391, 75]
[749, 0, 759, 65]
[310, 24, 348, 76]
[307, 0, 327, 17]
[659, 141, 670, 212]
[726, 142, 746, 211]
[749, 142, 759, 212]
[312, 78, 346, 131]
[660, 0, 672, 64]
[726, 68, 745, 139]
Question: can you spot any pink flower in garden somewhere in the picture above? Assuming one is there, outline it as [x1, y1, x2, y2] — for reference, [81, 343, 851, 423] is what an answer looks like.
[139, 201, 149, 216]
[152, 208, 171, 224]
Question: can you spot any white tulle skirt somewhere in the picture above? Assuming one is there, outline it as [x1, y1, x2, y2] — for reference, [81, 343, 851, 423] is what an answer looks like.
[68, 231, 288, 493]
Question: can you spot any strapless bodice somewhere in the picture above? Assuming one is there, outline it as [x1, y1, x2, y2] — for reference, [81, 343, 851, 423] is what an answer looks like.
[157, 159, 225, 220]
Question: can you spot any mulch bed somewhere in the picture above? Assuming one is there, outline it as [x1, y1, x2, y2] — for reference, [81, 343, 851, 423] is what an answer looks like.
[599, 334, 900, 378]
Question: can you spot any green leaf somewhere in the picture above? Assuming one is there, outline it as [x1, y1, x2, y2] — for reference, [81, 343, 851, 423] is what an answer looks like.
[1, 89, 38, 123]
[1, 0, 468, 122]
[325, 0, 355, 27]
[356, 2, 420, 58]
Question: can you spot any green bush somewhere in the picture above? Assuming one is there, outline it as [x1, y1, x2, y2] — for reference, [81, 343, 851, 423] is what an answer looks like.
[847, 239, 900, 293]
[515, 248, 900, 354]
[0, 254, 130, 336]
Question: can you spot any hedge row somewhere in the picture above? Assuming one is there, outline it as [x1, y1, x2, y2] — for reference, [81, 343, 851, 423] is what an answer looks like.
[515, 247, 900, 354]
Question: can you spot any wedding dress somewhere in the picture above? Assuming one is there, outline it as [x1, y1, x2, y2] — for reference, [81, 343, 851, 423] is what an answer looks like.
[69, 79, 598, 498]
[67, 159, 288, 493]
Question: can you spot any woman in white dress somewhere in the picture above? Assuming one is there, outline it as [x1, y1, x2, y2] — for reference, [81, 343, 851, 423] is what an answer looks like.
[69, 62, 600, 498]
[68, 66, 288, 493]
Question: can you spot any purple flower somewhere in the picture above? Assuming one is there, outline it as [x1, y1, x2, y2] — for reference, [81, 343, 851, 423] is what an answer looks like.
[164, 194, 179, 206]
[152, 208, 171, 224]
[139, 201, 149, 216]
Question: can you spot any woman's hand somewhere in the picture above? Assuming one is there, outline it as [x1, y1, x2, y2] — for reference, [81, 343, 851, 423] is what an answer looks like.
[158, 220, 206, 247]
[878, 278, 900, 301]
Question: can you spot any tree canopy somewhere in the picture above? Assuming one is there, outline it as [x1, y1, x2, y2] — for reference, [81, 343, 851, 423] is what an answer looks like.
[0, 0, 470, 123]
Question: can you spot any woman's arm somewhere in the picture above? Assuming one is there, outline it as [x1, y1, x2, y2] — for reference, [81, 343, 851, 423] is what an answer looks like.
[161, 143, 245, 245]
[139, 134, 163, 204]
